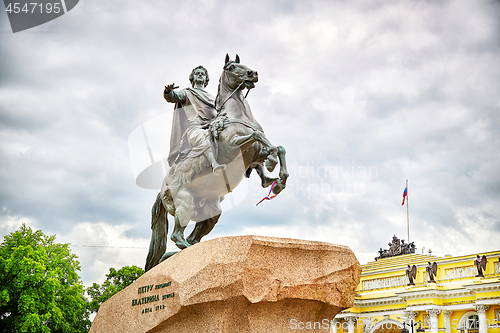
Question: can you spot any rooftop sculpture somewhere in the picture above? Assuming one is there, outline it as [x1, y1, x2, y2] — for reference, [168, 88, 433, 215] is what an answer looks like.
[475, 255, 487, 277]
[375, 235, 416, 260]
[406, 264, 417, 286]
[426, 261, 438, 283]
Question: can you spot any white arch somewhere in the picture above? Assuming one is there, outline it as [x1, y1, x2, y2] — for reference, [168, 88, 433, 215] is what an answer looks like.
[457, 311, 478, 332]
[369, 319, 403, 333]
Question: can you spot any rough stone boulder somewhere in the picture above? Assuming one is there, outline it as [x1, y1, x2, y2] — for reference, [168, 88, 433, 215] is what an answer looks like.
[89, 235, 361, 333]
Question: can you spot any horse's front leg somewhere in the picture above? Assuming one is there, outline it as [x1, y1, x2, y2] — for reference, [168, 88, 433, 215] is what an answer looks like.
[230, 130, 278, 172]
[254, 163, 277, 188]
[171, 188, 194, 249]
[248, 131, 279, 172]
[231, 131, 276, 154]
[230, 132, 256, 148]
[272, 146, 289, 195]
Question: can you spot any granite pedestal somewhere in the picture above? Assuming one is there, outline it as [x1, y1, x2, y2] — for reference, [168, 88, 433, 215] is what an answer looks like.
[89, 235, 361, 333]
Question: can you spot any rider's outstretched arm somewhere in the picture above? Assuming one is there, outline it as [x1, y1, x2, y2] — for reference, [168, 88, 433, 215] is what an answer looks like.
[164, 84, 187, 104]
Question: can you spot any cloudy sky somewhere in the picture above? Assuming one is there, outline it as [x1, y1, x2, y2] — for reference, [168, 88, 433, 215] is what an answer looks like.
[1, 0, 499, 287]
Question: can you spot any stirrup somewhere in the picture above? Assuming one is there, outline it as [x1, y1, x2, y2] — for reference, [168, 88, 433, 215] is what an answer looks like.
[213, 164, 226, 175]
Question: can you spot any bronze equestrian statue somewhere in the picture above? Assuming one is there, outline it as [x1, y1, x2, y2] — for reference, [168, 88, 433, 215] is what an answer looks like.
[145, 55, 288, 271]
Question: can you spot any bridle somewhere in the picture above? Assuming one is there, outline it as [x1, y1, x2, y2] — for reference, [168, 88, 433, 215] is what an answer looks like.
[215, 68, 253, 113]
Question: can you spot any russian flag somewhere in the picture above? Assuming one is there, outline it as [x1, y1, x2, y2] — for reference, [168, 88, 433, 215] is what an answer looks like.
[401, 187, 407, 205]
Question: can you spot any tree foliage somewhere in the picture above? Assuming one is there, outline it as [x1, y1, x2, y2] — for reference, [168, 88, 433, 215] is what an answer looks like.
[0, 224, 90, 333]
[86, 265, 144, 313]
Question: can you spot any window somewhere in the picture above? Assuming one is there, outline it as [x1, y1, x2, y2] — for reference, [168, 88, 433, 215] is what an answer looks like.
[466, 315, 479, 330]
[458, 313, 479, 333]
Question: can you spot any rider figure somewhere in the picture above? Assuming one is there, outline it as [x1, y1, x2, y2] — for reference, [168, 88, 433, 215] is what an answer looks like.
[164, 66, 226, 173]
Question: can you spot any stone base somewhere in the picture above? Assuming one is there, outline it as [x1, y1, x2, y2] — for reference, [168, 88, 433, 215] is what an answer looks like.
[89, 235, 361, 333]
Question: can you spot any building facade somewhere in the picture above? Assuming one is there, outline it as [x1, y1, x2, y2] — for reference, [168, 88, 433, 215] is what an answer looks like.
[335, 238, 500, 333]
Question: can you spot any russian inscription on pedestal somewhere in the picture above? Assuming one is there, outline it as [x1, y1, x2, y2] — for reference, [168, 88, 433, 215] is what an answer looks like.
[131, 281, 175, 314]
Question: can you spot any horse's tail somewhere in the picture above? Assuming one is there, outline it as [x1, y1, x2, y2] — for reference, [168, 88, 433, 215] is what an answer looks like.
[145, 192, 168, 272]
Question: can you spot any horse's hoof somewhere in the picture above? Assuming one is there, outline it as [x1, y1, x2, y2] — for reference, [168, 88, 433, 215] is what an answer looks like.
[175, 240, 191, 249]
[186, 237, 200, 245]
[262, 177, 277, 188]
[272, 182, 285, 195]
[171, 234, 191, 249]
[159, 251, 180, 263]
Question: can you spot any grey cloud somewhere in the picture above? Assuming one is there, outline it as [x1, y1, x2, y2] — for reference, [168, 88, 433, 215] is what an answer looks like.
[1, 0, 499, 286]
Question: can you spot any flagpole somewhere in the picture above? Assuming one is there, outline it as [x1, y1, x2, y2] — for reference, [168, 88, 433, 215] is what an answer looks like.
[406, 179, 409, 243]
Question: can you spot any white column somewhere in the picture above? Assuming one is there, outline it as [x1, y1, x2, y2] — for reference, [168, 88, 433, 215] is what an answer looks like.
[363, 317, 376, 333]
[331, 319, 339, 333]
[426, 309, 441, 333]
[474, 305, 490, 333]
[347, 316, 358, 333]
[443, 311, 452, 333]
[404, 311, 419, 323]
[403, 311, 419, 332]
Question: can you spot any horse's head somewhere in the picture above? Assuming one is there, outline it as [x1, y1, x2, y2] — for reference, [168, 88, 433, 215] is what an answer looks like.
[222, 54, 258, 91]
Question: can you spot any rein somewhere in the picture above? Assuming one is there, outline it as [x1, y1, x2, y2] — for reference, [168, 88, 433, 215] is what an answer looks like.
[215, 71, 252, 112]
[215, 81, 245, 112]
[224, 118, 263, 133]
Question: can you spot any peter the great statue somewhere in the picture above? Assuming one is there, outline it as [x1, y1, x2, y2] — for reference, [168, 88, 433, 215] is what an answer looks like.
[145, 55, 289, 271]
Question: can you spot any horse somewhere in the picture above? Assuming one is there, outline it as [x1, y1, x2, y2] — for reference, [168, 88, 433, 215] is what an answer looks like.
[145, 54, 288, 271]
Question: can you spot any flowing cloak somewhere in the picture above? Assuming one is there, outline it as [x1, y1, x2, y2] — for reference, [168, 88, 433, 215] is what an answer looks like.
[165, 87, 216, 166]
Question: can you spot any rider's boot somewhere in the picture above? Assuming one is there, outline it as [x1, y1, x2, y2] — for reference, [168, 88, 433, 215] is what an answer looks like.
[205, 149, 226, 175]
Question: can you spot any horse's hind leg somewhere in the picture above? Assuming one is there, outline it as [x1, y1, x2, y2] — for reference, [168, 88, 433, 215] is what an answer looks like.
[187, 199, 222, 244]
[171, 188, 194, 249]
[187, 213, 221, 245]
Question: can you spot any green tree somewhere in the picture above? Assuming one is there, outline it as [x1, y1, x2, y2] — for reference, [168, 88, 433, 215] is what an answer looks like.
[0, 223, 90, 333]
[86, 265, 144, 313]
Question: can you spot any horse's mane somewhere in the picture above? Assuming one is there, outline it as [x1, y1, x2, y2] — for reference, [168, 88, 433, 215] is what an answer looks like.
[215, 61, 240, 110]
[215, 69, 230, 111]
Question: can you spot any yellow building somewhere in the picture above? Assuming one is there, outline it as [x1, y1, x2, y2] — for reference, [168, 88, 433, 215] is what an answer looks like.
[335, 237, 500, 333]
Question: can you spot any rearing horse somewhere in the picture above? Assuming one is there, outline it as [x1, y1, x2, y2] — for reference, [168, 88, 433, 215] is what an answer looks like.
[145, 54, 288, 271]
